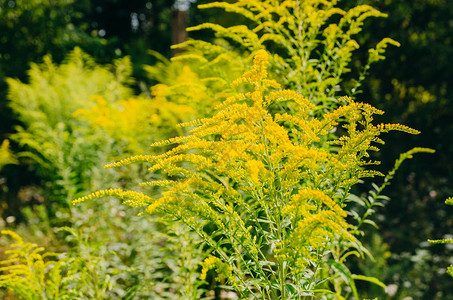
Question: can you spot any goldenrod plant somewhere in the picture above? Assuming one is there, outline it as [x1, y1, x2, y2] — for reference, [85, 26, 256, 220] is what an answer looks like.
[74, 94, 194, 155]
[68, 199, 207, 299]
[74, 50, 421, 298]
[0, 205, 207, 299]
[0, 230, 77, 300]
[3, 1, 434, 298]
[428, 197, 453, 278]
[0, 228, 141, 299]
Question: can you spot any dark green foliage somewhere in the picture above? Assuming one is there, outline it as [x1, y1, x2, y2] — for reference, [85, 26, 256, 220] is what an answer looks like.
[339, 0, 453, 298]
[0, 0, 177, 136]
[0, 0, 94, 135]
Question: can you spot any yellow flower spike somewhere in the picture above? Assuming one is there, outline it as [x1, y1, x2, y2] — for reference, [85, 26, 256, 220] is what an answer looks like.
[104, 154, 156, 168]
[288, 188, 347, 218]
[1, 230, 24, 245]
[72, 188, 152, 207]
[375, 123, 420, 135]
[290, 210, 355, 247]
[231, 49, 270, 88]
[263, 122, 292, 146]
[246, 159, 265, 185]
[143, 197, 173, 215]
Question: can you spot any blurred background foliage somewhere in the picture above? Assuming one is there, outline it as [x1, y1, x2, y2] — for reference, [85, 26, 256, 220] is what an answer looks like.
[1, 43, 204, 298]
[0, 0, 452, 299]
[343, 1, 453, 299]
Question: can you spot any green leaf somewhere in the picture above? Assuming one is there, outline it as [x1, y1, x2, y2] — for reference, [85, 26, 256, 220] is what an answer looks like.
[346, 194, 366, 206]
[363, 219, 378, 228]
[314, 277, 330, 287]
[376, 195, 390, 201]
[328, 260, 359, 299]
[257, 218, 276, 224]
[340, 250, 360, 262]
[311, 289, 346, 300]
[371, 183, 380, 192]
[123, 285, 139, 300]
[352, 274, 386, 289]
[348, 210, 361, 221]
[285, 283, 297, 295]
[259, 261, 276, 267]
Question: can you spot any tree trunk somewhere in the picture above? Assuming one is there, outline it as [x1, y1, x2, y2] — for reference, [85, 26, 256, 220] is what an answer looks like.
[172, 9, 187, 56]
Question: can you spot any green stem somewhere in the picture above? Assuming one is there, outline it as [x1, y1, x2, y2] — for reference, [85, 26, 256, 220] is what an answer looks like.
[277, 220, 286, 300]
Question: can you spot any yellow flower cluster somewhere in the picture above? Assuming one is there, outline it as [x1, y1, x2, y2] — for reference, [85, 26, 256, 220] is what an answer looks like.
[231, 49, 279, 90]
[99, 48, 411, 224]
[200, 256, 233, 282]
[284, 188, 347, 218]
[74, 94, 194, 154]
[246, 159, 265, 185]
[0, 231, 69, 299]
